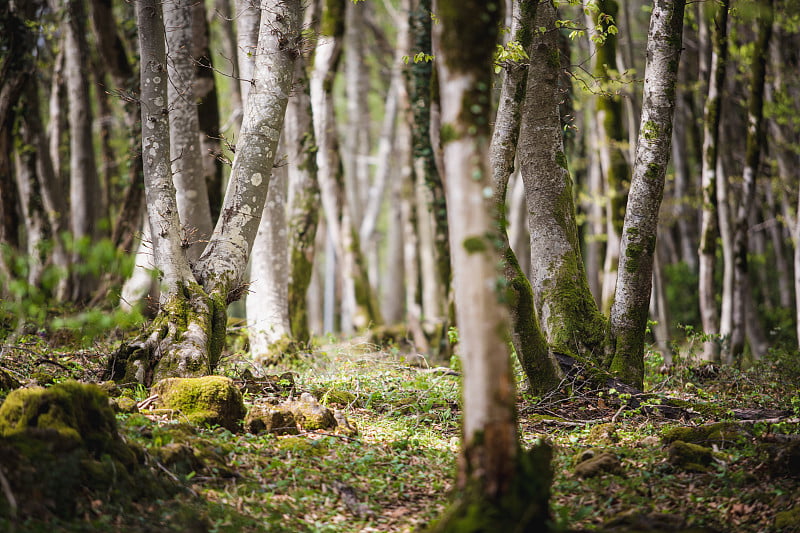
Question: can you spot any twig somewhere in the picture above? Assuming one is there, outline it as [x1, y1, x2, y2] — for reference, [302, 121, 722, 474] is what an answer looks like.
[611, 403, 627, 423]
[0, 465, 18, 519]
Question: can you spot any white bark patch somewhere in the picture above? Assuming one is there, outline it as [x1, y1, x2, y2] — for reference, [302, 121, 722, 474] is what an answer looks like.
[252, 173, 263, 186]
[154, 96, 164, 107]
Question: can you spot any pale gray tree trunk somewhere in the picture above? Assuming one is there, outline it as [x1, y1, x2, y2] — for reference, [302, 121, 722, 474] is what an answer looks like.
[236, 0, 260, 107]
[110, 0, 301, 384]
[213, 0, 243, 126]
[697, 0, 728, 362]
[65, 0, 102, 302]
[48, 48, 66, 192]
[430, 2, 550, 528]
[383, 168, 405, 324]
[247, 159, 291, 358]
[520, 1, 606, 361]
[610, 0, 685, 388]
[164, 0, 214, 262]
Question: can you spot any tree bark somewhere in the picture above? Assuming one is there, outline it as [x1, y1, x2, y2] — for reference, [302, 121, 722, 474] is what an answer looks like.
[728, 0, 773, 363]
[520, 1, 606, 362]
[429, 1, 551, 528]
[65, 0, 102, 302]
[697, 0, 729, 362]
[164, 0, 214, 262]
[109, 0, 301, 384]
[489, 0, 560, 395]
[610, 0, 686, 388]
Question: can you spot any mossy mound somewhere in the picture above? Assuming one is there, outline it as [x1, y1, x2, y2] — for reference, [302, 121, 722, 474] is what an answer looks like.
[0, 382, 180, 523]
[661, 422, 749, 447]
[0, 368, 20, 392]
[286, 392, 337, 431]
[775, 507, 800, 530]
[152, 376, 245, 432]
[586, 423, 619, 446]
[573, 449, 625, 478]
[244, 403, 299, 435]
[667, 441, 714, 473]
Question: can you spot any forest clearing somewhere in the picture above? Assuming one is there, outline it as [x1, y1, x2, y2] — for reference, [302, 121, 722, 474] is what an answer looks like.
[1, 0, 800, 530]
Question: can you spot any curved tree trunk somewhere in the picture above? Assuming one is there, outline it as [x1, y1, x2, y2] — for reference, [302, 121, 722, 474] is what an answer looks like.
[489, 0, 560, 395]
[697, 0, 729, 362]
[610, 0, 686, 388]
[519, 1, 607, 362]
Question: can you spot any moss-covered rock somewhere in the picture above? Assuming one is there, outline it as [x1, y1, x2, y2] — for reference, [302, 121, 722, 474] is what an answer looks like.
[152, 442, 205, 476]
[667, 440, 714, 472]
[0, 381, 179, 522]
[775, 507, 800, 530]
[586, 423, 619, 446]
[112, 396, 140, 414]
[286, 392, 337, 431]
[312, 387, 357, 406]
[151, 376, 245, 432]
[244, 403, 299, 435]
[661, 422, 748, 447]
[574, 449, 625, 478]
[275, 435, 330, 456]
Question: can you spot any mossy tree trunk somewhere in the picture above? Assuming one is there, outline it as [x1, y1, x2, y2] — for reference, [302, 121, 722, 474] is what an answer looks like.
[609, 0, 686, 388]
[727, 0, 773, 364]
[429, 1, 551, 530]
[697, 0, 729, 362]
[489, 0, 561, 395]
[519, 1, 607, 363]
[286, 55, 320, 346]
[109, 0, 302, 385]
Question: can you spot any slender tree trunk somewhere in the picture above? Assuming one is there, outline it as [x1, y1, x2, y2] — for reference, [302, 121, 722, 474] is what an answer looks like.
[247, 158, 291, 358]
[489, 0, 560, 395]
[697, 0, 729, 362]
[520, 1, 606, 362]
[164, 0, 214, 261]
[286, 56, 320, 345]
[213, 0, 243, 125]
[728, 0, 773, 363]
[430, 1, 550, 529]
[65, 0, 102, 302]
[610, 0, 686, 388]
[236, 0, 260, 106]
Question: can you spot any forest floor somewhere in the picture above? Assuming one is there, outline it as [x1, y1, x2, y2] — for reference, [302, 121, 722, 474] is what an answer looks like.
[1, 332, 799, 532]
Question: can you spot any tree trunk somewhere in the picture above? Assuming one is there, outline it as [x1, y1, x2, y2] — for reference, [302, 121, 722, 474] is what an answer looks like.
[489, 0, 560, 395]
[728, 0, 773, 363]
[697, 0, 729, 362]
[610, 0, 685, 389]
[519, 1, 606, 362]
[286, 56, 320, 346]
[429, 1, 550, 529]
[109, 0, 301, 384]
[65, 0, 102, 302]
[164, 0, 214, 262]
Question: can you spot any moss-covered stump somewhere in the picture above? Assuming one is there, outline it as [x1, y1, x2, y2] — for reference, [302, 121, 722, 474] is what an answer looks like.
[244, 403, 299, 435]
[153, 442, 206, 476]
[0, 382, 179, 522]
[151, 376, 245, 431]
[667, 441, 714, 473]
[574, 449, 625, 478]
[426, 443, 552, 533]
[252, 335, 305, 366]
[661, 422, 749, 448]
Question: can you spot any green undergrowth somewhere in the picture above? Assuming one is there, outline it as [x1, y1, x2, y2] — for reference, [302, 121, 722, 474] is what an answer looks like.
[0, 334, 798, 531]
